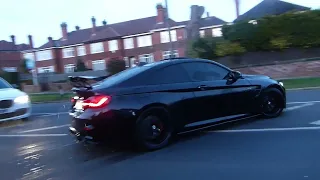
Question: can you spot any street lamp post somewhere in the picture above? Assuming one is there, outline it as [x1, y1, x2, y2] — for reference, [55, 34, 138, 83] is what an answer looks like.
[164, 0, 174, 58]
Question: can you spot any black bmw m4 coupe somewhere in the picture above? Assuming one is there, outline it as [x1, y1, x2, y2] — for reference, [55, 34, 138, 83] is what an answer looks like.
[69, 58, 286, 151]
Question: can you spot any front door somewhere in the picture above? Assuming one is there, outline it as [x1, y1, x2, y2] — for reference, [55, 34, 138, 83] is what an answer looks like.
[182, 62, 257, 126]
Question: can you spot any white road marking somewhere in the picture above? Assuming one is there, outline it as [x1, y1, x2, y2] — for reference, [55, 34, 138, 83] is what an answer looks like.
[285, 102, 314, 111]
[32, 112, 69, 117]
[310, 120, 320, 126]
[18, 124, 71, 133]
[0, 134, 68, 137]
[287, 87, 320, 91]
[287, 101, 320, 105]
[210, 126, 320, 133]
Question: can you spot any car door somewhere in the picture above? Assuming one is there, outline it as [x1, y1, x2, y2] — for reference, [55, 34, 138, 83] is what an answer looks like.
[141, 64, 197, 131]
[182, 62, 257, 125]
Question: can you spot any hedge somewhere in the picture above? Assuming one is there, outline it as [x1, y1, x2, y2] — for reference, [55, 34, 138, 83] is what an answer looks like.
[222, 10, 320, 51]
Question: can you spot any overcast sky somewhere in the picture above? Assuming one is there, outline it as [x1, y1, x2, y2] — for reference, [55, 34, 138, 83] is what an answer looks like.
[1, 0, 318, 47]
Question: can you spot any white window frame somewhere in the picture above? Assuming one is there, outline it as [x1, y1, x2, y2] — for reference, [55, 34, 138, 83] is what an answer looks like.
[108, 40, 118, 52]
[90, 42, 104, 54]
[162, 50, 179, 59]
[139, 54, 154, 63]
[92, 60, 106, 71]
[2, 67, 17, 72]
[137, 35, 152, 47]
[36, 50, 52, 61]
[77, 46, 86, 56]
[64, 64, 75, 73]
[123, 57, 129, 68]
[37, 66, 54, 73]
[212, 28, 223, 37]
[23, 53, 35, 61]
[62, 47, 75, 58]
[160, 30, 177, 43]
[200, 30, 205, 38]
[124, 38, 134, 49]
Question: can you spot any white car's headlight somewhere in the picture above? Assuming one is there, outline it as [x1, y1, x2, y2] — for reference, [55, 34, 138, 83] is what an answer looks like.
[279, 82, 284, 86]
[14, 95, 30, 104]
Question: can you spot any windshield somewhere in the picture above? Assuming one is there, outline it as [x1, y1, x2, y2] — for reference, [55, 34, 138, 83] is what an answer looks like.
[0, 78, 12, 89]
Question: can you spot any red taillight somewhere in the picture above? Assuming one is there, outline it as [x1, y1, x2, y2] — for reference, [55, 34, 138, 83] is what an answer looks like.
[82, 95, 111, 109]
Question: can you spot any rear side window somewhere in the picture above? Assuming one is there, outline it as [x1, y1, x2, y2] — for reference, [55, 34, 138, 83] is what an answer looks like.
[182, 62, 230, 81]
[146, 64, 191, 85]
[98, 66, 150, 87]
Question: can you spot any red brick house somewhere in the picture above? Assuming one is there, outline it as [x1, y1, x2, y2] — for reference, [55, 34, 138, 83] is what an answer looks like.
[0, 35, 32, 72]
[22, 4, 226, 74]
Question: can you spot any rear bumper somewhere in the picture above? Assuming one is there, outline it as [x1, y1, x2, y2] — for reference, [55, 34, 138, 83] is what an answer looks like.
[68, 110, 136, 143]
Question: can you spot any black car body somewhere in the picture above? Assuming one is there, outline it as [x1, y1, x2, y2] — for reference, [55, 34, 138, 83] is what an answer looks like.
[69, 58, 286, 150]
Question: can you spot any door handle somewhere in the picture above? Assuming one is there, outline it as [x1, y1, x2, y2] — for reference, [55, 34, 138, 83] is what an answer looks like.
[197, 85, 207, 90]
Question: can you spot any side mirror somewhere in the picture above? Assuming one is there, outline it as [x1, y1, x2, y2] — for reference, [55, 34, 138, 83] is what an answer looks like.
[233, 71, 242, 79]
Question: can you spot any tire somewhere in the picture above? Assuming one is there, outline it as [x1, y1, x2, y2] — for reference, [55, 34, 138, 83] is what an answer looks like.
[134, 106, 173, 151]
[260, 88, 285, 118]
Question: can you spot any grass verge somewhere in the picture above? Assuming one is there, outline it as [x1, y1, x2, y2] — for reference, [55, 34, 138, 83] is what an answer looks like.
[280, 77, 320, 89]
[29, 93, 73, 103]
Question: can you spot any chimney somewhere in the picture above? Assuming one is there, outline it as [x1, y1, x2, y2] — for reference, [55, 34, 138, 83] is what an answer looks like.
[10, 35, 15, 45]
[206, 12, 210, 18]
[48, 37, 54, 46]
[28, 35, 34, 48]
[61, 22, 68, 40]
[156, 3, 165, 23]
[75, 26, 80, 31]
[235, 0, 240, 18]
[91, 16, 96, 34]
[102, 20, 107, 26]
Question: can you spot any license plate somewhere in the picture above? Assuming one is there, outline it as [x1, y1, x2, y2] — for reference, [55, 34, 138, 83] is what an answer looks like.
[0, 109, 8, 114]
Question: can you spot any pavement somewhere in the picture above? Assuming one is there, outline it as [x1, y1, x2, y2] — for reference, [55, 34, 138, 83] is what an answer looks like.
[0, 89, 320, 180]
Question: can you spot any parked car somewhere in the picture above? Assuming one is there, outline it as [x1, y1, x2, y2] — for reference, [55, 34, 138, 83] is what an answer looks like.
[68, 58, 286, 151]
[0, 78, 31, 122]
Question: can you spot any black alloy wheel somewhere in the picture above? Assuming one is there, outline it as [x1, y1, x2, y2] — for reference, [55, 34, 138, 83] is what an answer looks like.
[134, 107, 173, 151]
[261, 89, 284, 118]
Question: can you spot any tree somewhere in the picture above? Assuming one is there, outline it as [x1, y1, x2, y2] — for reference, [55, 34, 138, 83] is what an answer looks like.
[187, 37, 223, 60]
[107, 59, 126, 75]
[75, 58, 87, 72]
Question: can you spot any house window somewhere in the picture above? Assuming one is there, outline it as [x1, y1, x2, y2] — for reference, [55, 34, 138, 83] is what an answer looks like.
[108, 40, 118, 51]
[23, 53, 35, 61]
[137, 35, 152, 47]
[212, 28, 222, 37]
[62, 47, 75, 58]
[160, 30, 177, 43]
[200, 30, 205, 38]
[77, 46, 86, 56]
[92, 60, 106, 71]
[123, 57, 130, 68]
[162, 50, 179, 59]
[139, 54, 154, 63]
[36, 50, 52, 61]
[37, 66, 54, 73]
[2, 67, 17, 72]
[124, 38, 134, 49]
[64, 64, 75, 73]
[90, 42, 104, 54]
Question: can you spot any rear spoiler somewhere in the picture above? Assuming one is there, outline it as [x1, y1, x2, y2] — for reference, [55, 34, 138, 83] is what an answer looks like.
[68, 75, 110, 90]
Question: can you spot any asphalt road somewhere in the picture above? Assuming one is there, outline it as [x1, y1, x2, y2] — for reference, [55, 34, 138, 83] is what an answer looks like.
[1, 89, 320, 180]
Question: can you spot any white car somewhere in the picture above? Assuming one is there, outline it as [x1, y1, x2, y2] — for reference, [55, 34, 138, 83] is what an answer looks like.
[0, 77, 31, 122]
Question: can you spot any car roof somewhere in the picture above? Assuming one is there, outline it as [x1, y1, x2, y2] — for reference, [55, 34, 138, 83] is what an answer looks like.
[140, 57, 231, 71]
